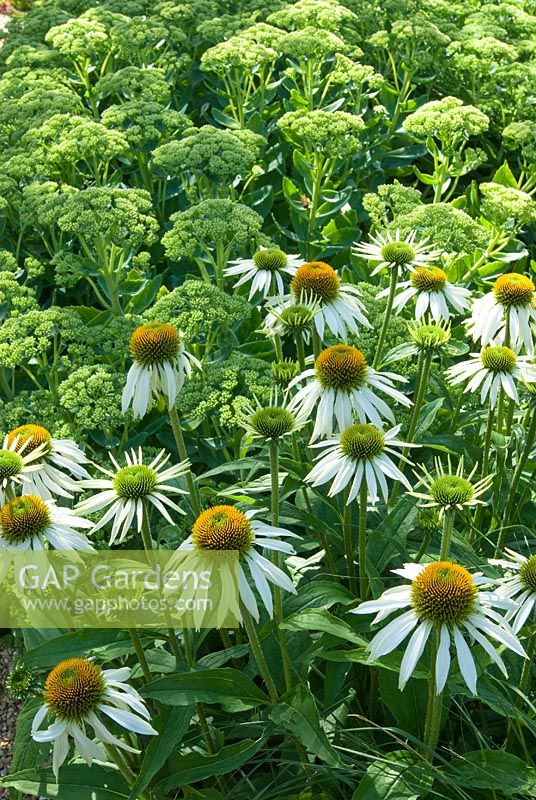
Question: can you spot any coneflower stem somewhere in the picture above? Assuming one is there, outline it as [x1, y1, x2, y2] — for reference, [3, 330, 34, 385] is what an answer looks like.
[182, 628, 221, 773]
[295, 330, 307, 372]
[312, 328, 322, 359]
[473, 407, 496, 534]
[391, 350, 432, 504]
[448, 390, 465, 433]
[481, 405, 495, 481]
[373, 265, 398, 370]
[269, 439, 293, 692]
[343, 490, 357, 595]
[505, 634, 536, 750]
[439, 510, 455, 561]
[169, 405, 202, 517]
[495, 405, 536, 556]
[104, 743, 148, 796]
[128, 628, 152, 684]
[141, 510, 184, 666]
[242, 606, 279, 703]
[423, 627, 443, 759]
[358, 480, 369, 599]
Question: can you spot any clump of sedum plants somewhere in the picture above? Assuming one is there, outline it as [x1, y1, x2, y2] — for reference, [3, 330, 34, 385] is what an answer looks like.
[1, 1, 536, 799]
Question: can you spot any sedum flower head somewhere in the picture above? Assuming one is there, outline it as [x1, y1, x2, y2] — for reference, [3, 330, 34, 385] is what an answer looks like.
[96, 66, 170, 104]
[267, 0, 359, 35]
[45, 19, 110, 61]
[404, 96, 489, 141]
[480, 182, 536, 229]
[58, 366, 125, 433]
[394, 204, 489, 255]
[200, 35, 277, 74]
[278, 27, 348, 60]
[152, 125, 262, 188]
[101, 101, 190, 151]
[330, 55, 383, 90]
[53, 187, 159, 250]
[177, 352, 273, 428]
[277, 110, 364, 158]
[143, 279, 252, 345]
[162, 199, 264, 262]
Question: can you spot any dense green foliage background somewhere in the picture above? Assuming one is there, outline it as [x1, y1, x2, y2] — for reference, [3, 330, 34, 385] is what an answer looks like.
[1, 0, 536, 798]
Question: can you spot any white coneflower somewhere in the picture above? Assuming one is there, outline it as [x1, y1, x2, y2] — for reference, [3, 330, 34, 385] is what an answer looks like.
[288, 345, 411, 442]
[379, 265, 471, 321]
[122, 322, 201, 419]
[466, 273, 536, 354]
[353, 561, 525, 693]
[446, 346, 536, 407]
[0, 495, 94, 551]
[224, 247, 301, 299]
[262, 292, 321, 343]
[6, 424, 89, 499]
[408, 456, 494, 517]
[32, 659, 157, 778]
[490, 548, 536, 632]
[236, 392, 309, 442]
[279, 261, 370, 340]
[179, 505, 297, 621]
[306, 423, 413, 504]
[353, 229, 442, 276]
[0, 433, 49, 504]
[76, 448, 188, 545]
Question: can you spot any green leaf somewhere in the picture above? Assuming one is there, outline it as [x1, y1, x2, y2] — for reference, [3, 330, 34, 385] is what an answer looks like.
[22, 630, 132, 669]
[156, 737, 266, 792]
[281, 609, 365, 645]
[413, 166, 436, 186]
[492, 161, 519, 188]
[141, 668, 269, 711]
[8, 697, 47, 792]
[284, 580, 355, 613]
[415, 398, 444, 436]
[379, 670, 428, 740]
[270, 685, 342, 767]
[353, 752, 433, 799]
[443, 750, 536, 793]
[127, 705, 194, 799]
[1, 765, 130, 800]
